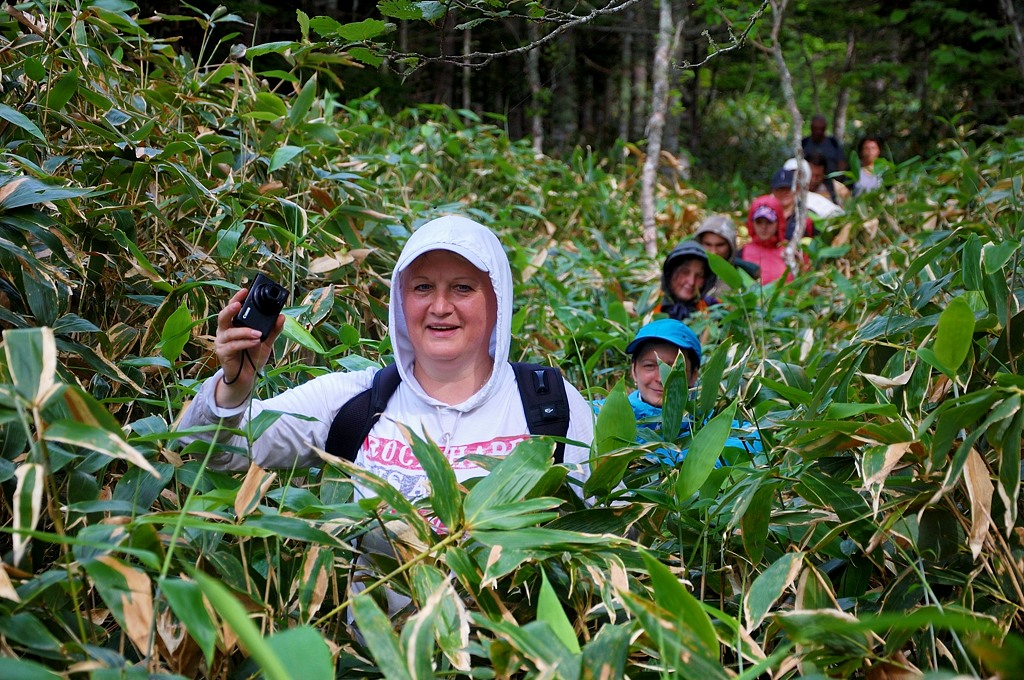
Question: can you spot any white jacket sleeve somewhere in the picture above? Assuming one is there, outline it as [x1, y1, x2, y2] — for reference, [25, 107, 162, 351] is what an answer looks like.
[176, 368, 376, 471]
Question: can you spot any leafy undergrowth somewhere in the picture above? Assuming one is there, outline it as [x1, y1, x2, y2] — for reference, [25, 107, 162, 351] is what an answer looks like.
[1, 3, 1023, 679]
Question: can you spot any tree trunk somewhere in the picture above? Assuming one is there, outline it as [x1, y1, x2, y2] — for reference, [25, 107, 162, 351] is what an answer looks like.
[999, 0, 1024, 81]
[833, 29, 856, 147]
[641, 0, 674, 258]
[768, 0, 807, 273]
[526, 21, 544, 154]
[462, 26, 472, 111]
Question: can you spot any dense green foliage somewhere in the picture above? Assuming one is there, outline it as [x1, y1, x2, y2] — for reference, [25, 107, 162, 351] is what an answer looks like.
[1, 2, 1023, 678]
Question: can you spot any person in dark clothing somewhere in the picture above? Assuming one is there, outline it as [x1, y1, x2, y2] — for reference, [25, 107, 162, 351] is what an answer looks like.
[801, 114, 847, 177]
[657, 240, 717, 320]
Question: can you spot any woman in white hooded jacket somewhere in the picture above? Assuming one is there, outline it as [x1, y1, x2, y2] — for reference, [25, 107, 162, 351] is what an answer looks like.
[178, 215, 593, 500]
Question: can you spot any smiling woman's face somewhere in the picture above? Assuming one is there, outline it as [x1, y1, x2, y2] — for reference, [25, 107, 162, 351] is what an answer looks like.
[631, 342, 695, 407]
[402, 250, 497, 374]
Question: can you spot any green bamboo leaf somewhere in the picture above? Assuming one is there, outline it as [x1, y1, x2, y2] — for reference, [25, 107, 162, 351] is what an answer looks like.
[315, 449, 434, 544]
[962, 233, 983, 290]
[744, 552, 804, 631]
[660, 359, 689, 444]
[593, 379, 636, 456]
[45, 420, 160, 478]
[580, 623, 631, 680]
[0, 103, 45, 141]
[192, 572, 293, 680]
[268, 145, 305, 172]
[697, 340, 730, 418]
[351, 595, 413, 680]
[473, 618, 581, 678]
[410, 564, 470, 671]
[0, 176, 91, 209]
[264, 627, 333, 680]
[640, 551, 718, 657]
[12, 463, 43, 567]
[399, 586, 443, 679]
[677, 401, 736, 500]
[708, 252, 743, 291]
[282, 315, 327, 354]
[983, 239, 1020, 274]
[995, 405, 1024, 530]
[0, 657, 62, 680]
[394, 424, 463, 530]
[252, 91, 288, 117]
[537, 569, 581, 654]
[23, 58, 46, 82]
[3, 327, 57, 407]
[159, 577, 217, 666]
[740, 483, 776, 565]
[159, 303, 192, 363]
[933, 296, 975, 375]
[288, 75, 318, 127]
[463, 437, 551, 526]
[246, 41, 296, 58]
[45, 70, 79, 111]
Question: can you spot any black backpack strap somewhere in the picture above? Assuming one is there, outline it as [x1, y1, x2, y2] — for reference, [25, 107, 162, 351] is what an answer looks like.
[511, 362, 571, 464]
[324, 363, 402, 462]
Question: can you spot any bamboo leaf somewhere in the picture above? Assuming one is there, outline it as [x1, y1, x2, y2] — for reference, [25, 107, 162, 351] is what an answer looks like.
[463, 437, 551, 526]
[288, 75, 318, 127]
[537, 569, 581, 654]
[0, 103, 45, 141]
[933, 296, 975, 375]
[744, 552, 804, 632]
[264, 626, 334, 680]
[12, 463, 44, 567]
[268, 144, 306, 172]
[0, 176, 92, 209]
[660, 358, 689, 444]
[193, 572, 293, 680]
[640, 550, 718, 657]
[352, 594, 413, 680]
[45, 420, 160, 478]
[0, 657, 63, 679]
[158, 302, 192, 363]
[593, 380, 636, 456]
[3, 327, 58, 407]
[677, 401, 736, 501]
[398, 424, 462, 531]
[159, 577, 218, 666]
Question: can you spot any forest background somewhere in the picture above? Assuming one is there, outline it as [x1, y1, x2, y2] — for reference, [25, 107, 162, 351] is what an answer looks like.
[1, 1, 1023, 679]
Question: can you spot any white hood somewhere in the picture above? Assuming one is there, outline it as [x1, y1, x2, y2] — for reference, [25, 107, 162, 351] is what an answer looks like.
[388, 215, 514, 409]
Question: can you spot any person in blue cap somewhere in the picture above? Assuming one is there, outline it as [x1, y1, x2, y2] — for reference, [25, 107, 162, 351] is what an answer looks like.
[600, 318, 763, 466]
[626, 318, 702, 415]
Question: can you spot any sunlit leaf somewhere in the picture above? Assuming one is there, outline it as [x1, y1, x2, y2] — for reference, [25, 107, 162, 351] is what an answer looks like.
[933, 296, 975, 376]
[12, 463, 43, 567]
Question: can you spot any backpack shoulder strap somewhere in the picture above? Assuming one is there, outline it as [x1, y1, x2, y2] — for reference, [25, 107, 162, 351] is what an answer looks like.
[324, 363, 402, 462]
[510, 362, 571, 464]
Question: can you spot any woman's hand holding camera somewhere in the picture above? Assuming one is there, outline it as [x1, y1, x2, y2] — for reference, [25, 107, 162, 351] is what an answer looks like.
[214, 288, 285, 408]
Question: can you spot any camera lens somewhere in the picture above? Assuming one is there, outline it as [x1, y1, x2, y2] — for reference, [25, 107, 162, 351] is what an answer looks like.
[252, 282, 287, 312]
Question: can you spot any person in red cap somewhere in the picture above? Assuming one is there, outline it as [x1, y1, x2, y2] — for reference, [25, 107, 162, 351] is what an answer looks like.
[737, 195, 801, 284]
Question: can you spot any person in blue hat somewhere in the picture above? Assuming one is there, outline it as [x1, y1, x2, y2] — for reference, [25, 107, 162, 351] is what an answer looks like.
[597, 318, 763, 466]
[625, 318, 702, 414]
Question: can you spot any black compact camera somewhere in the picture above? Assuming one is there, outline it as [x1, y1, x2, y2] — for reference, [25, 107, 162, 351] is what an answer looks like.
[233, 273, 288, 341]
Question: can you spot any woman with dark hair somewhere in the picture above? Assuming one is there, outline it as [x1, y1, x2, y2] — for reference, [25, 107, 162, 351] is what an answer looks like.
[854, 135, 883, 196]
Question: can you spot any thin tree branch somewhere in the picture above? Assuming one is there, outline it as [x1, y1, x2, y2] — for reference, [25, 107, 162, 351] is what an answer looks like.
[687, 0, 771, 68]
[390, 0, 648, 71]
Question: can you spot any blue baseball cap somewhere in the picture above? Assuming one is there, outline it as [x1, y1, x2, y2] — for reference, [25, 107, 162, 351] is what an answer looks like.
[626, 318, 702, 365]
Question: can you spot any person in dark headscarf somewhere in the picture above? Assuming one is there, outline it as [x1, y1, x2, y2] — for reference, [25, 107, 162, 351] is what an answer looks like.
[657, 240, 717, 320]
